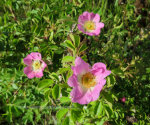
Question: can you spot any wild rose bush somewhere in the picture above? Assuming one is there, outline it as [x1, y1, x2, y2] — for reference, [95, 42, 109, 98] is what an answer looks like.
[0, 0, 150, 125]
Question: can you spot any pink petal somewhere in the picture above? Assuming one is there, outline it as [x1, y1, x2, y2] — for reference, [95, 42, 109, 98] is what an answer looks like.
[96, 22, 104, 29]
[89, 12, 95, 20]
[23, 54, 33, 65]
[82, 11, 89, 16]
[91, 79, 106, 101]
[77, 24, 85, 33]
[70, 78, 107, 104]
[91, 23, 104, 36]
[24, 66, 35, 79]
[86, 32, 96, 36]
[78, 11, 91, 25]
[72, 57, 90, 75]
[70, 86, 83, 100]
[68, 74, 78, 87]
[91, 13, 100, 22]
[41, 60, 47, 70]
[71, 86, 92, 105]
[35, 70, 43, 78]
[92, 63, 111, 81]
[78, 15, 88, 25]
[92, 29, 101, 36]
[30, 52, 41, 60]
[82, 11, 90, 20]
[96, 70, 111, 82]
[75, 57, 89, 67]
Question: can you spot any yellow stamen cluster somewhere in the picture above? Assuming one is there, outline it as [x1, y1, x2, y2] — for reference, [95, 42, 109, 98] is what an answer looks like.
[84, 21, 95, 31]
[32, 60, 41, 71]
[82, 72, 96, 88]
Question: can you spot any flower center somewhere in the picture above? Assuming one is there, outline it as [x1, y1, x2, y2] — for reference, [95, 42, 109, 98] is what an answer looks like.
[84, 21, 95, 31]
[82, 72, 96, 88]
[32, 60, 41, 71]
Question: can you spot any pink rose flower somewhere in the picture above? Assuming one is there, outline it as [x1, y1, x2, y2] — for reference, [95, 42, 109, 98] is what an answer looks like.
[68, 57, 111, 104]
[23, 52, 47, 79]
[121, 97, 126, 103]
[78, 11, 104, 36]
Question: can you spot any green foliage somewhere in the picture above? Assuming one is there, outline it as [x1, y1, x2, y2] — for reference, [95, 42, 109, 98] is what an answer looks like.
[0, 0, 150, 124]
[52, 84, 60, 100]
[38, 79, 54, 90]
[56, 108, 68, 121]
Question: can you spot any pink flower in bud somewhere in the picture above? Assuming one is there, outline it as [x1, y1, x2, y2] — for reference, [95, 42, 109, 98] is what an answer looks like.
[121, 97, 126, 103]
[23, 52, 47, 79]
[44, 36, 48, 40]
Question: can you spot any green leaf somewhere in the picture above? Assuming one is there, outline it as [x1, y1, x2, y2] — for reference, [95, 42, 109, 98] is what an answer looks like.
[50, 72, 59, 81]
[60, 97, 71, 103]
[57, 68, 70, 74]
[96, 102, 103, 117]
[96, 117, 106, 125]
[72, 103, 83, 110]
[62, 116, 70, 125]
[12, 84, 18, 89]
[43, 88, 50, 94]
[101, 91, 113, 109]
[74, 35, 80, 48]
[69, 34, 80, 48]
[112, 68, 125, 78]
[22, 109, 34, 124]
[40, 100, 49, 109]
[8, 106, 12, 122]
[64, 40, 75, 51]
[79, 43, 88, 54]
[69, 116, 75, 125]
[62, 56, 74, 63]
[50, 45, 58, 50]
[104, 105, 113, 118]
[69, 34, 75, 44]
[14, 99, 29, 105]
[38, 79, 54, 90]
[56, 108, 68, 120]
[71, 109, 82, 122]
[146, 68, 150, 73]
[34, 109, 41, 122]
[114, 111, 119, 119]
[52, 84, 60, 100]
[55, 47, 64, 54]
[49, 31, 54, 41]
[106, 74, 116, 87]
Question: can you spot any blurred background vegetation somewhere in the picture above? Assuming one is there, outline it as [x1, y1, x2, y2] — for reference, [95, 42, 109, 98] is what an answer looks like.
[0, 0, 150, 124]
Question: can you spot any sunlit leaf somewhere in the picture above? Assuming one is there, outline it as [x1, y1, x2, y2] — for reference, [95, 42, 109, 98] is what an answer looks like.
[52, 84, 60, 100]
[38, 79, 54, 90]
